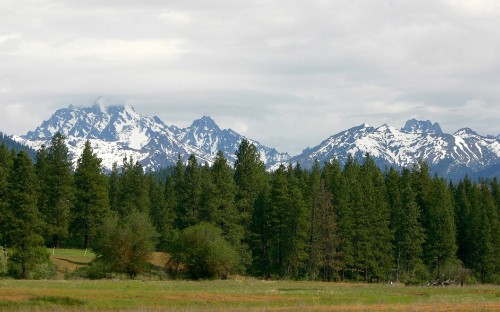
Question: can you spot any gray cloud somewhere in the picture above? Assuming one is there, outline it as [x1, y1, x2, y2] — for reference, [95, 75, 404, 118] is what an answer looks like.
[1, 0, 500, 154]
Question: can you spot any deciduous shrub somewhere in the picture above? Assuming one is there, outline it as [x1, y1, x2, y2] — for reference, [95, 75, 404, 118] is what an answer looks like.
[169, 223, 241, 279]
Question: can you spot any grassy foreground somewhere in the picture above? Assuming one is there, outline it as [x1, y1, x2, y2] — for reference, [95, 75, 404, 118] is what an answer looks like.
[0, 279, 498, 311]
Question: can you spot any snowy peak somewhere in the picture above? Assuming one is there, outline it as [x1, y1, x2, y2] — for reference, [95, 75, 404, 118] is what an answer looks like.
[190, 116, 220, 131]
[401, 119, 442, 134]
[292, 119, 500, 180]
[17, 102, 290, 171]
[454, 127, 479, 137]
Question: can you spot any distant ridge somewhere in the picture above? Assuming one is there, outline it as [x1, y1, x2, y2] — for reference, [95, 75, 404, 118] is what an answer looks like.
[12, 100, 500, 179]
[14, 100, 290, 171]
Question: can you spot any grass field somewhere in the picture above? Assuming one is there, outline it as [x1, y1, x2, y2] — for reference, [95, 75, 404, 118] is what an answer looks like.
[0, 249, 496, 311]
[0, 279, 498, 311]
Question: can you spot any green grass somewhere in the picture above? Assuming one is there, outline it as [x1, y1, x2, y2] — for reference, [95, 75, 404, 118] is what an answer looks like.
[47, 248, 95, 258]
[0, 279, 498, 311]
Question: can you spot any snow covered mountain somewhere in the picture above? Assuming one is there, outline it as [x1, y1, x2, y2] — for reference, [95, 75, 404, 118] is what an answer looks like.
[14, 99, 290, 171]
[12, 100, 500, 179]
[290, 119, 500, 180]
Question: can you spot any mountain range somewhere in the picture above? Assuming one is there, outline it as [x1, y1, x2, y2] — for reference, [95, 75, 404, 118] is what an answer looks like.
[13, 99, 290, 171]
[9, 100, 500, 180]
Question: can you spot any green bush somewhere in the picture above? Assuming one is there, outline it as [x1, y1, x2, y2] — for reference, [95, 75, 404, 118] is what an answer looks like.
[170, 223, 241, 279]
[0, 247, 8, 276]
[91, 212, 158, 278]
[8, 246, 56, 279]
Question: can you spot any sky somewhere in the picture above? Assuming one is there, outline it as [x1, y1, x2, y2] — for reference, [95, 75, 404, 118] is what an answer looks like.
[1, 0, 500, 155]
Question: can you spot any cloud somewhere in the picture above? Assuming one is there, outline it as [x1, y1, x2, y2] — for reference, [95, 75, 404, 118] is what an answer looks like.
[1, 0, 500, 154]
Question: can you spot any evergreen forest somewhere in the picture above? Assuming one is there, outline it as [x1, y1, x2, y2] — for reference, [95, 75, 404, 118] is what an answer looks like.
[0, 134, 498, 284]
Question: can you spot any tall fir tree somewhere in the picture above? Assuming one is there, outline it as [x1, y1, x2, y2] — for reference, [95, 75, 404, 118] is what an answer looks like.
[6, 151, 47, 278]
[72, 140, 110, 249]
[306, 160, 321, 279]
[396, 182, 425, 280]
[108, 162, 120, 213]
[117, 157, 150, 216]
[45, 133, 74, 248]
[425, 175, 457, 278]
[322, 158, 350, 280]
[340, 155, 360, 280]
[283, 164, 308, 279]
[0, 144, 13, 246]
[316, 181, 341, 281]
[359, 154, 393, 282]
[234, 139, 266, 233]
[454, 177, 473, 269]
[176, 154, 201, 228]
[209, 152, 243, 249]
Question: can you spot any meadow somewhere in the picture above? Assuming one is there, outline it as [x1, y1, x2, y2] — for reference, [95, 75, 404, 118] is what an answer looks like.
[0, 279, 499, 311]
[0, 249, 498, 311]
[0, 249, 500, 311]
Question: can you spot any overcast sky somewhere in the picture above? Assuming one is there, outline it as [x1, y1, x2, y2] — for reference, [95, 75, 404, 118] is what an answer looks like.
[2, 0, 500, 155]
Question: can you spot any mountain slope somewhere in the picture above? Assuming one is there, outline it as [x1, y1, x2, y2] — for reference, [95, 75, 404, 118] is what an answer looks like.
[290, 119, 500, 179]
[0, 132, 37, 159]
[14, 100, 290, 171]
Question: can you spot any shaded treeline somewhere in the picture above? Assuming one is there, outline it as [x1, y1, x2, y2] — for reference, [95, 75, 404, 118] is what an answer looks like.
[0, 134, 498, 282]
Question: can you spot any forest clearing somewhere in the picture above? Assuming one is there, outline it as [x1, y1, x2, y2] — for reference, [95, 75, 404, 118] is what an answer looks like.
[0, 279, 498, 311]
[0, 249, 498, 311]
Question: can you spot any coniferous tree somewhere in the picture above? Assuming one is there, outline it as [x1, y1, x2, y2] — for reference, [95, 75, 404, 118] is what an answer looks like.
[268, 164, 289, 276]
[249, 180, 272, 278]
[209, 152, 244, 254]
[117, 157, 149, 216]
[45, 133, 74, 248]
[306, 160, 321, 279]
[316, 181, 341, 281]
[108, 162, 120, 213]
[455, 177, 473, 269]
[0, 144, 13, 246]
[176, 154, 201, 228]
[469, 182, 499, 282]
[341, 155, 360, 280]
[6, 151, 47, 278]
[283, 165, 308, 278]
[322, 158, 349, 280]
[234, 139, 266, 233]
[397, 182, 425, 280]
[72, 140, 110, 249]
[155, 176, 178, 251]
[359, 154, 393, 282]
[425, 175, 457, 278]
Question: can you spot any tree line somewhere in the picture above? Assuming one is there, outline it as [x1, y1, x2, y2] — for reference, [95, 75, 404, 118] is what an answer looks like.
[0, 134, 498, 283]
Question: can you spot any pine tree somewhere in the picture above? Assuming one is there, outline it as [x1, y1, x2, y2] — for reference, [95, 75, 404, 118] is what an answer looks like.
[283, 164, 308, 279]
[340, 155, 360, 280]
[268, 164, 289, 276]
[108, 162, 120, 212]
[425, 175, 457, 278]
[397, 182, 425, 280]
[157, 176, 178, 251]
[72, 140, 110, 249]
[455, 177, 473, 269]
[322, 158, 349, 280]
[359, 154, 393, 282]
[234, 139, 266, 232]
[117, 157, 150, 216]
[316, 181, 341, 281]
[468, 182, 499, 282]
[306, 160, 321, 279]
[34, 145, 49, 223]
[249, 180, 272, 278]
[176, 154, 201, 228]
[6, 151, 47, 278]
[0, 144, 13, 246]
[45, 133, 74, 248]
[209, 152, 243, 250]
